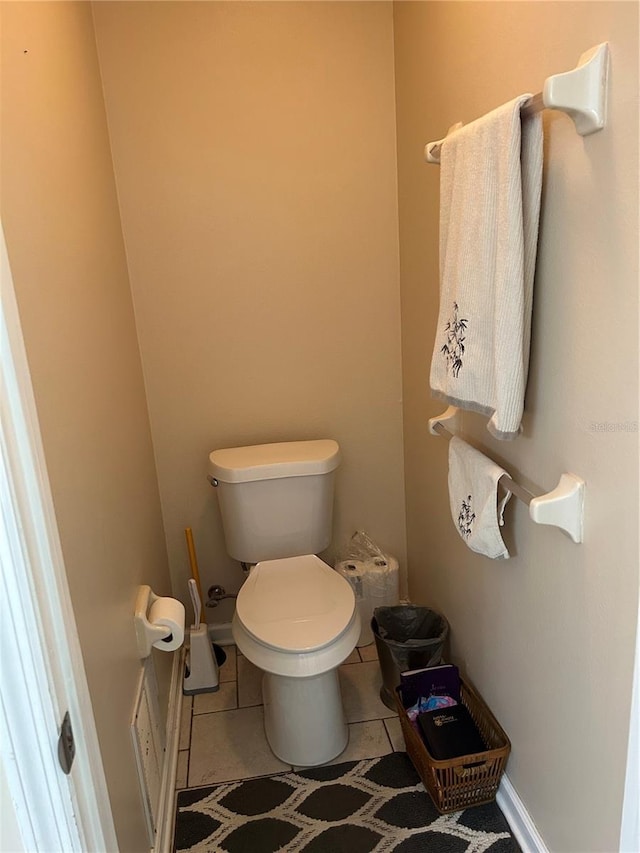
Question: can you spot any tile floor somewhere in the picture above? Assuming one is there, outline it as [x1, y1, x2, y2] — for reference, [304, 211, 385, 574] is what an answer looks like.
[176, 642, 406, 791]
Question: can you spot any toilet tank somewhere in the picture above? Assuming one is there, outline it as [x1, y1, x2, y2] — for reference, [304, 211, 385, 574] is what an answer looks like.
[208, 440, 340, 564]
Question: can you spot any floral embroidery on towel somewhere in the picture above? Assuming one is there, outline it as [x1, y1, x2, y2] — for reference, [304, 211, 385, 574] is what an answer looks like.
[458, 495, 476, 538]
[441, 302, 468, 377]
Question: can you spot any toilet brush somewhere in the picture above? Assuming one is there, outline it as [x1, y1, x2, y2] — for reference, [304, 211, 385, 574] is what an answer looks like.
[184, 527, 227, 667]
[183, 579, 220, 695]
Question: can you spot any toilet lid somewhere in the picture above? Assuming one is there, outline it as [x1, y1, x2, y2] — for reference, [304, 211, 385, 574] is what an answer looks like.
[236, 555, 355, 653]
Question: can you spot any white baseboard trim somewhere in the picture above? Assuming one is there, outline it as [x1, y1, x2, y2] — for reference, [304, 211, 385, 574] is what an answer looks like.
[497, 773, 548, 853]
[155, 649, 184, 853]
[207, 621, 234, 646]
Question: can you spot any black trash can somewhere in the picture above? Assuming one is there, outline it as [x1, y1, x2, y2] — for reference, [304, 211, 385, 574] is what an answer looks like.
[372, 605, 449, 709]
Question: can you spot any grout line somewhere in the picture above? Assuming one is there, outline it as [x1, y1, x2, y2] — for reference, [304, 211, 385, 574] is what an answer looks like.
[177, 765, 298, 793]
[191, 705, 240, 717]
[382, 718, 395, 752]
[347, 713, 398, 724]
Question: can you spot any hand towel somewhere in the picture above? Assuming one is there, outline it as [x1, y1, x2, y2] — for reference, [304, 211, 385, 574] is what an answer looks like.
[430, 96, 543, 440]
[448, 436, 512, 559]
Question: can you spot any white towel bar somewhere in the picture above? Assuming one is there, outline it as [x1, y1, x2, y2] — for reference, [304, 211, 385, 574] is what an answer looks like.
[429, 407, 585, 544]
[424, 43, 609, 164]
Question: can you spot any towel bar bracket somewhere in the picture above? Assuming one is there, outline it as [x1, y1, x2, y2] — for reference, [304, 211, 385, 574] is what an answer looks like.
[429, 407, 585, 543]
[428, 405, 459, 435]
[529, 473, 585, 544]
[543, 42, 608, 136]
[424, 42, 609, 164]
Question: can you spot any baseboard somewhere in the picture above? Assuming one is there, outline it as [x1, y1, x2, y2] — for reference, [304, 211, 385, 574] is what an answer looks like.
[155, 649, 184, 853]
[497, 773, 549, 853]
[207, 621, 234, 646]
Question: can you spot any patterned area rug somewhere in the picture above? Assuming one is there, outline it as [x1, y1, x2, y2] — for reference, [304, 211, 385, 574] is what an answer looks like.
[174, 752, 519, 852]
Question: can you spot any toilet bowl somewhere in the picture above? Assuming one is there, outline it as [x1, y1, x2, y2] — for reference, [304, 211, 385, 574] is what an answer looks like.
[232, 554, 360, 766]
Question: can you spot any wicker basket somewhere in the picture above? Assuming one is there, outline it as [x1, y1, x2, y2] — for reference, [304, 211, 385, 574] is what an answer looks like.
[395, 678, 511, 814]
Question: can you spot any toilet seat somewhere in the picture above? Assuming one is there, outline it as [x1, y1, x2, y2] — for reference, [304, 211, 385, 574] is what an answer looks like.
[236, 554, 355, 653]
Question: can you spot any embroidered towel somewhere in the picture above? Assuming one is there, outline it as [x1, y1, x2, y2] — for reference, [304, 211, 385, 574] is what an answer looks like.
[430, 96, 543, 440]
[448, 436, 512, 559]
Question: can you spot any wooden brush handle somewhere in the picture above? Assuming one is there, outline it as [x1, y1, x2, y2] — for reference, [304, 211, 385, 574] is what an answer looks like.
[184, 527, 204, 616]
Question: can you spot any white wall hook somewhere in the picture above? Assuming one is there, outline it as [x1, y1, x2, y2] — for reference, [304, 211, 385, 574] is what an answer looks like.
[543, 43, 609, 136]
[529, 473, 585, 544]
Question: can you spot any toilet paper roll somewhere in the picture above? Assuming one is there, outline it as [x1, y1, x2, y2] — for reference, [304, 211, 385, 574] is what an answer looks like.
[335, 560, 374, 646]
[148, 597, 185, 652]
[366, 555, 400, 606]
[335, 560, 367, 599]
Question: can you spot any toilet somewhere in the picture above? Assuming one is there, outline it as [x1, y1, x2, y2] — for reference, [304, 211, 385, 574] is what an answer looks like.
[208, 439, 360, 766]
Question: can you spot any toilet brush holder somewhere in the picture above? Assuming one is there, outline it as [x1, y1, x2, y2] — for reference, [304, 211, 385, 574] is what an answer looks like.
[183, 624, 220, 695]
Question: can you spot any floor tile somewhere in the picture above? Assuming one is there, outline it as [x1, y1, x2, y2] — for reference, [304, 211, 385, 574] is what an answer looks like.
[237, 655, 263, 707]
[339, 660, 396, 723]
[176, 751, 189, 789]
[342, 648, 361, 665]
[178, 696, 192, 751]
[293, 720, 392, 770]
[188, 706, 291, 786]
[192, 680, 237, 715]
[384, 716, 406, 752]
[357, 643, 378, 662]
[217, 644, 237, 683]
[340, 720, 394, 762]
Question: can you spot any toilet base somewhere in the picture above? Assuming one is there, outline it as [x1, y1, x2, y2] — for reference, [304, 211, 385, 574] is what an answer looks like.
[262, 669, 348, 766]
[231, 612, 359, 766]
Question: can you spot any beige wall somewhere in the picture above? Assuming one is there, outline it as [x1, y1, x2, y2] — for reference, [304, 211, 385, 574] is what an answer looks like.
[92, 1, 407, 607]
[394, 3, 638, 851]
[1, 3, 173, 850]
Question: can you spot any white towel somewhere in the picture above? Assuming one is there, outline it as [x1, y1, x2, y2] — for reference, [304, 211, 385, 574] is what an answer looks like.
[448, 437, 512, 559]
[430, 96, 543, 440]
